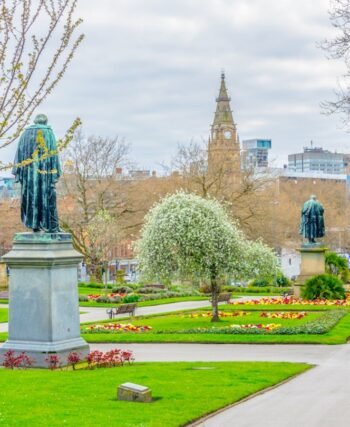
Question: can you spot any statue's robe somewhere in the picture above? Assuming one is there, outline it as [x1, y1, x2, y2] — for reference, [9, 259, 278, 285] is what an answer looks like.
[299, 199, 325, 241]
[12, 124, 62, 232]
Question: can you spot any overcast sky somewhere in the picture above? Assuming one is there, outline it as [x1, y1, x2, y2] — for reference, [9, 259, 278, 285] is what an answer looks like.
[2, 0, 349, 172]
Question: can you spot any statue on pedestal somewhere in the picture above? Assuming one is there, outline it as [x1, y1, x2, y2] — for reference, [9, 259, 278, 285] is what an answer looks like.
[299, 195, 325, 244]
[12, 114, 61, 233]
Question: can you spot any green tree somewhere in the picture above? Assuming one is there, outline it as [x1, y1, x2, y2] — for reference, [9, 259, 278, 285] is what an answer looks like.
[137, 192, 278, 321]
[325, 252, 349, 283]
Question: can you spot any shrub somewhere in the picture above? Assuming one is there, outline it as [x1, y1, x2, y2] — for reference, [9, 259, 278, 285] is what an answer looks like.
[78, 282, 113, 289]
[249, 278, 271, 287]
[67, 352, 81, 370]
[115, 270, 126, 285]
[275, 273, 291, 287]
[45, 354, 61, 370]
[112, 286, 133, 294]
[199, 281, 213, 294]
[86, 349, 134, 369]
[109, 295, 122, 303]
[122, 294, 140, 303]
[95, 296, 112, 303]
[138, 287, 162, 294]
[2, 350, 34, 369]
[79, 295, 89, 302]
[302, 274, 346, 300]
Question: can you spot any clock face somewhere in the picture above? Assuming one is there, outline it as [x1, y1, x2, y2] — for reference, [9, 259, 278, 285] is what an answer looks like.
[224, 130, 232, 139]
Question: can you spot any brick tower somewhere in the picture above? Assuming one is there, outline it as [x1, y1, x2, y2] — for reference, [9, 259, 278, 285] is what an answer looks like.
[208, 73, 241, 181]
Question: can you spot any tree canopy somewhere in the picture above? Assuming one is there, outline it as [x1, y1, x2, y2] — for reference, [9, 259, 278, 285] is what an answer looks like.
[137, 192, 278, 320]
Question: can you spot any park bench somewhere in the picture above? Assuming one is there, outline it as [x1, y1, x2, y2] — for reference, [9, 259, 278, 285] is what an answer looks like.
[106, 303, 137, 319]
[209, 293, 232, 304]
[281, 289, 294, 297]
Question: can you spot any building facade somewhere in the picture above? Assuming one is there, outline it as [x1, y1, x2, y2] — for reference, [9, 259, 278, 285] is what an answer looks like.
[208, 73, 241, 179]
[0, 176, 19, 199]
[288, 146, 346, 175]
[242, 138, 271, 169]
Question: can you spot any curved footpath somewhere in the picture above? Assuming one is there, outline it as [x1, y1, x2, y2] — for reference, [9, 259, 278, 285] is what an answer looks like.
[1, 296, 349, 426]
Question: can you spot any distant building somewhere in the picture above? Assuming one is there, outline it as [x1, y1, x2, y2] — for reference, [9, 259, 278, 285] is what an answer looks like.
[127, 170, 156, 180]
[279, 248, 300, 279]
[0, 176, 19, 199]
[242, 139, 272, 169]
[288, 145, 346, 175]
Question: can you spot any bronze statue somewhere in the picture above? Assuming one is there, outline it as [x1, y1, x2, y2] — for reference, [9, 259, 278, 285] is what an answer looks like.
[299, 195, 325, 244]
[12, 114, 61, 233]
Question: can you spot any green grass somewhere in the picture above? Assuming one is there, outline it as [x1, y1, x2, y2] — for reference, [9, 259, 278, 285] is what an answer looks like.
[79, 296, 208, 308]
[0, 362, 310, 427]
[0, 308, 7, 323]
[80, 308, 350, 345]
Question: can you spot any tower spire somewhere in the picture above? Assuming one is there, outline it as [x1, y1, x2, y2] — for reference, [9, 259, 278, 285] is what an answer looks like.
[213, 72, 234, 126]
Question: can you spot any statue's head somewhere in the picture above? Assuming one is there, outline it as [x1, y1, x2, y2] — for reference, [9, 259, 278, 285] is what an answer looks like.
[34, 114, 48, 125]
[310, 194, 317, 200]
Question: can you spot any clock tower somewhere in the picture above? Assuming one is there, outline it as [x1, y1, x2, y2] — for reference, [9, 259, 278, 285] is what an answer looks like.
[208, 73, 241, 179]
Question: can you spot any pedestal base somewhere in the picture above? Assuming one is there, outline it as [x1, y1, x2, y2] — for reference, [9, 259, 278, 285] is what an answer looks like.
[294, 245, 327, 297]
[0, 232, 89, 368]
[0, 338, 89, 367]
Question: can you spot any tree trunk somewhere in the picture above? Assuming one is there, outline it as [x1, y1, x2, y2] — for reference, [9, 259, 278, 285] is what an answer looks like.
[88, 263, 103, 283]
[211, 276, 220, 322]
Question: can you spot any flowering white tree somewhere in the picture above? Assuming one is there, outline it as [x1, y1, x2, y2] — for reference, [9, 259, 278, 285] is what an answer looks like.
[137, 193, 249, 321]
[241, 239, 279, 282]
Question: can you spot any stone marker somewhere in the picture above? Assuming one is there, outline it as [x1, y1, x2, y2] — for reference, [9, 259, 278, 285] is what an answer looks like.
[117, 382, 152, 403]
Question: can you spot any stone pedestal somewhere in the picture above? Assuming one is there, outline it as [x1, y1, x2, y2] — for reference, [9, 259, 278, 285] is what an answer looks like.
[294, 245, 327, 298]
[0, 232, 89, 367]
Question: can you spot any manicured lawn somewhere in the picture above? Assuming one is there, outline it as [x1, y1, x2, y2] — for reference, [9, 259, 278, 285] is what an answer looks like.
[0, 362, 310, 427]
[80, 307, 350, 345]
[0, 308, 7, 323]
[79, 296, 208, 308]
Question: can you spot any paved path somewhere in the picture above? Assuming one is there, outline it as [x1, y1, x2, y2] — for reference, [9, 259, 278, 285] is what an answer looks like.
[79, 300, 214, 323]
[194, 343, 350, 427]
[89, 342, 340, 364]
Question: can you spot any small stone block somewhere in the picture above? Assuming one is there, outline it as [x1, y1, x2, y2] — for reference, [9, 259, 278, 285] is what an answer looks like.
[117, 382, 152, 403]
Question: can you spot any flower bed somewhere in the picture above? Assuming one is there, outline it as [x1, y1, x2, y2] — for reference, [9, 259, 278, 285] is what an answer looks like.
[2, 348, 134, 369]
[231, 323, 281, 331]
[157, 310, 346, 335]
[230, 296, 350, 306]
[82, 323, 152, 333]
[185, 311, 249, 318]
[87, 293, 125, 301]
[260, 312, 307, 320]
